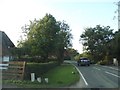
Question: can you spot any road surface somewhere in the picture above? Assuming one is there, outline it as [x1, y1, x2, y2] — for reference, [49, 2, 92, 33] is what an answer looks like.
[67, 60, 120, 88]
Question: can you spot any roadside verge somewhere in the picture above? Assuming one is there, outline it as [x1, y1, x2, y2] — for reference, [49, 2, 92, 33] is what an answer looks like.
[64, 60, 88, 88]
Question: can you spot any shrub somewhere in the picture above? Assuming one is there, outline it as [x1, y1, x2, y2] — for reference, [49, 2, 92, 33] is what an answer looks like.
[97, 60, 108, 65]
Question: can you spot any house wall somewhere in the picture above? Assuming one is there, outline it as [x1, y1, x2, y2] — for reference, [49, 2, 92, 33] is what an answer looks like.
[2, 36, 10, 56]
[0, 31, 15, 70]
[0, 31, 15, 62]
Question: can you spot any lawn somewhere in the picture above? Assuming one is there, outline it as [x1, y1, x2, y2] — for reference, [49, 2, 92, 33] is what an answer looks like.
[3, 64, 80, 88]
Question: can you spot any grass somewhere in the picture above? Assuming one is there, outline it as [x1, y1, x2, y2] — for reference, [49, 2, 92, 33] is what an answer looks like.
[3, 64, 80, 88]
[43, 64, 80, 87]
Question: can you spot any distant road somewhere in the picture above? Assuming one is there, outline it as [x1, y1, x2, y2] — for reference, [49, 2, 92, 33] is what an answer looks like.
[66, 60, 119, 88]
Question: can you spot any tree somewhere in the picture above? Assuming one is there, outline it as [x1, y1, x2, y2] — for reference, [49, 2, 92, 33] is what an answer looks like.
[80, 25, 114, 62]
[18, 14, 73, 63]
[21, 14, 60, 62]
[54, 21, 73, 63]
[74, 52, 92, 61]
[65, 48, 79, 60]
[111, 29, 120, 61]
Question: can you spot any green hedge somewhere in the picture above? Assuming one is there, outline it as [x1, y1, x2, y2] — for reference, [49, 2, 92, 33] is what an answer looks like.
[24, 61, 59, 80]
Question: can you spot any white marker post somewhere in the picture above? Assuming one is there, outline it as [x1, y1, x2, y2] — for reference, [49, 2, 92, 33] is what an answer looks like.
[45, 78, 48, 83]
[37, 77, 41, 83]
[113, 58, 118, 66]
[31, 73, 35, 82]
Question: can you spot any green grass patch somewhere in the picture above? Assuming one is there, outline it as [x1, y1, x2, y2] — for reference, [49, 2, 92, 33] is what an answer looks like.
[43, 64, 80, 87]
[3, 64, 80, 88]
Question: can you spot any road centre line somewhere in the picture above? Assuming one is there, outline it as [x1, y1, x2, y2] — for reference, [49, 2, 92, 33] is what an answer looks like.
[93, 67, 101, 70]
[105, 71, 120, 78]
[73, 65, 88, 86]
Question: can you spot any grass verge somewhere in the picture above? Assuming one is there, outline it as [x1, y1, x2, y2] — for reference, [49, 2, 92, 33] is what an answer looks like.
[3, 64, 80, 88]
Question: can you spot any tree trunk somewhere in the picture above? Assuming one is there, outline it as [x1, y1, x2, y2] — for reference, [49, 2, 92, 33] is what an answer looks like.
[57, 48, 64, 65]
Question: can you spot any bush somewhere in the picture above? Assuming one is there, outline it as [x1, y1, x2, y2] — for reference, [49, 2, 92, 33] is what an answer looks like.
[74, 54, 81, 61]
[97, 60, 108, 65]
[24, 61, 59, 80]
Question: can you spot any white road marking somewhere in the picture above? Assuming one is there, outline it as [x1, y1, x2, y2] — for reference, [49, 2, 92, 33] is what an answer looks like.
[105, 71, 120, 78]
[73, 65, 88, 86]
[93, 67, 101, 70]
[102, 66, 119, 71]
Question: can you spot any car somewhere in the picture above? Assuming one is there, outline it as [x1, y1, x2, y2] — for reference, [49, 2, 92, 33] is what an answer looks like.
[77, 58, 90, 66]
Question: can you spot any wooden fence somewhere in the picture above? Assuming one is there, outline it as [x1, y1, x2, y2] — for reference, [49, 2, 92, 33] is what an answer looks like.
[2, 61, 26, 80]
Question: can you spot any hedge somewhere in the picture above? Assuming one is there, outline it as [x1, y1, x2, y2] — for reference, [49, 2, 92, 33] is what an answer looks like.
[24, 61, 59, 80]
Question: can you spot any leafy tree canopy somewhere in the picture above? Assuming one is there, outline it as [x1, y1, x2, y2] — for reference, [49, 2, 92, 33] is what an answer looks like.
[17, 13, 73, 63]
[80, 25, 114, 62]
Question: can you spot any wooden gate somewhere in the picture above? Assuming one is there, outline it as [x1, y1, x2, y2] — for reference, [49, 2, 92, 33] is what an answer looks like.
[2, 61, 26, 80]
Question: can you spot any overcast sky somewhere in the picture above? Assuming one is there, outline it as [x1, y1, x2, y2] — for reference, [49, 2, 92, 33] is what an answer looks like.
[0, 0, 118, 53]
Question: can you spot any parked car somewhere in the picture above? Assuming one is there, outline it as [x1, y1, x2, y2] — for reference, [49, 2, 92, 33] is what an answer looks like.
[77, 58, 90, 66]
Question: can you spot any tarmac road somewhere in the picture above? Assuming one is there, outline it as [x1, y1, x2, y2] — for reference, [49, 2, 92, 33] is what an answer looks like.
[67, 60, 120, 88]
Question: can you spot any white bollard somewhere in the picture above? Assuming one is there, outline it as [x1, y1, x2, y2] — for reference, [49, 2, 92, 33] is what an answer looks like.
[45, 78, 48, 83]
[31, 73, 35, 82]
[113, 58, 118, 66]
[37, 77, 41, 83]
